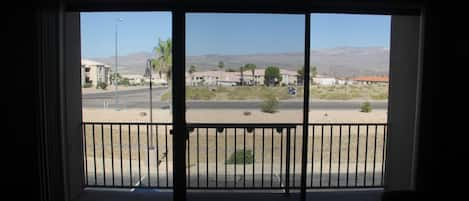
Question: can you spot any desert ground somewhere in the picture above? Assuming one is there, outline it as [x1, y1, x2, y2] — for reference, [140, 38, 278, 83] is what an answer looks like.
[82, 108, 387, 123]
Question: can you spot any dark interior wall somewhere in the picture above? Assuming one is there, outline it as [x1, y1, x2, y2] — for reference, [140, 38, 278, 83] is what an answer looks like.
[6, 7, 43, 201]
[7, 2, 67, 201]
[416, 5, 438, 194]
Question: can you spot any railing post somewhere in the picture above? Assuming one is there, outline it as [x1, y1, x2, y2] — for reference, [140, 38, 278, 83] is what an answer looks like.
[285, 127, 291, 194]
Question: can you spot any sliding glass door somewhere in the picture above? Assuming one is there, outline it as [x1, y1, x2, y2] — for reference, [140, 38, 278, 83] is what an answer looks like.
[183, 13, 305, 192]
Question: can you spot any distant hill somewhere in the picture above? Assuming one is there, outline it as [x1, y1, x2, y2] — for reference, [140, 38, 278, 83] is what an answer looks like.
[89, 47, 389, 77]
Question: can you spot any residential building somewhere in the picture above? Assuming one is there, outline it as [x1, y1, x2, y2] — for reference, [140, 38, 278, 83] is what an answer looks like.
[312, 75, 337, 86]
[81, 59, 111, 87]
[186, 69, 299, 86]
[352, 76, 389, 85]
[122, 74, 145, 85]
[336, 77, 355, 85]
[187, 70, 225, 86]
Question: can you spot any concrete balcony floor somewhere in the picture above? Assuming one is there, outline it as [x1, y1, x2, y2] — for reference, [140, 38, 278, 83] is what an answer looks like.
[76, 188, 382, 201]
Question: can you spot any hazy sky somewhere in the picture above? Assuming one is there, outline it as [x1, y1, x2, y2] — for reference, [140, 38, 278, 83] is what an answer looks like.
[81, 12, 390, 58]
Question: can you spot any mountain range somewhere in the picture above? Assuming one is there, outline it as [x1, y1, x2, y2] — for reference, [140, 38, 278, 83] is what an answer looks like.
[89, 47, 389, 77]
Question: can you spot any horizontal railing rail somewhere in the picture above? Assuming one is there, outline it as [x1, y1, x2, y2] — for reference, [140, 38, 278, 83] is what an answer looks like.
[82, 122, 387, 190]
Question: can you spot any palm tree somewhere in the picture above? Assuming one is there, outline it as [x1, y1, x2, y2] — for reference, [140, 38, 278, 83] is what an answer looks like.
[239, 66, 244, 86]
[244, 64, 256, 86]
[151, 38, 172, 110]
[151, 38, 172, 83]
[297, 66, 304, 86]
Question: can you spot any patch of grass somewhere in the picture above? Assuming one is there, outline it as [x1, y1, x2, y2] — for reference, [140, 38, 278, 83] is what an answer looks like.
[225, 149, 254, 164]
[370, 92, 388, 100]
[168, 84, 387, 101]
[318, 92, 354, 100]
[161, 91, 170, 101]
[161, 87, 217, 101]
[310, 84, 388, 100]
[187, 87, 216, 100]
[226, 87, 257, 100]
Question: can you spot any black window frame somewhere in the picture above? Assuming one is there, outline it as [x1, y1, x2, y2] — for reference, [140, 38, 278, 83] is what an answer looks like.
[65, 2, 424, 201]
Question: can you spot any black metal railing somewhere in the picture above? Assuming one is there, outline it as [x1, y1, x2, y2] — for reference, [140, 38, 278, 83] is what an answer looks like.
[307, 124, 387, 188]
[82, 122, 387, 190]
[82, 122, 173, 188]
[185, 123, 298, 191]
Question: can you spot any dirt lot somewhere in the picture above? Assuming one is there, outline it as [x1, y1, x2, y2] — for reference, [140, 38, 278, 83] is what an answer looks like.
[83, 108, 387, 123]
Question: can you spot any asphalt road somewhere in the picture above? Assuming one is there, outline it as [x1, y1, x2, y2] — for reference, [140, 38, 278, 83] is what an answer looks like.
[82, 88, 387, 109]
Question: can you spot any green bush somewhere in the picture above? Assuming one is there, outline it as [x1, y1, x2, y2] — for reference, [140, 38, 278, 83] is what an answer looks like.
[96, 82, 107, 90]
[226, 149, 254, 164]
[261, 94, 278, 113]
[360, 101, 372, 113]
[118, 78, 130, 86]
[82, 83, 92, 88]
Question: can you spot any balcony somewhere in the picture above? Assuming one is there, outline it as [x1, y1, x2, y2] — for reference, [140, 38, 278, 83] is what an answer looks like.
[82, 122, 387, 192]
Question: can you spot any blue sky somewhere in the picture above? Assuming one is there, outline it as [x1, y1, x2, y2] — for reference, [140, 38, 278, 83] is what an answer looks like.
[81, 12, 390, 58]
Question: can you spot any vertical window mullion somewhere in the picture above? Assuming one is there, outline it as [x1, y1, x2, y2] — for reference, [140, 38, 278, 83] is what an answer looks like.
[300, 13, 311, 201]
[172, 9, 187, 201]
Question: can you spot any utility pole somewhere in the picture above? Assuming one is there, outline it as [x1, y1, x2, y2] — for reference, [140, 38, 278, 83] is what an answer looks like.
[114, 17, 123, 110]
[147, 59, 155, 149]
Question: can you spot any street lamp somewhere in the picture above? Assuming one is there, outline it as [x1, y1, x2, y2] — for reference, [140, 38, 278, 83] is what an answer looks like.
[114, 17, 123, 110]
[146, 59, 155, 149]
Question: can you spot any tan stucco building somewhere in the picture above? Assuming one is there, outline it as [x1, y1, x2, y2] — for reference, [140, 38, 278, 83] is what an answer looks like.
[81, 59, 111, 87]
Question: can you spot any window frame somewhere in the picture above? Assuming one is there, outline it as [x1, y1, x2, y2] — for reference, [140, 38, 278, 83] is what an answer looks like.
[50, 1, 426, 201]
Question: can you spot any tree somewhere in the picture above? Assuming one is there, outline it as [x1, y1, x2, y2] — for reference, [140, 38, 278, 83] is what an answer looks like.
[297, 67, 304, 85]
[151, 38, 172, 111]
[151, 38, 172, 83]
[243, 64, 257, 85]
[110, 72, 122, 85]
[189, 65, 197, 86]
[311, 66, 318, 85]
[239, 66, 245, 86]
[311, 66, 318, 78]
[189, 65, 196, 74]
[264, 66, 282, 86]
[218, 61, 224, 70]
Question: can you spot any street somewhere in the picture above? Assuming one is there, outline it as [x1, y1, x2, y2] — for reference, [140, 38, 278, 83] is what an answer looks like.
[82, 88, 387, 109]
